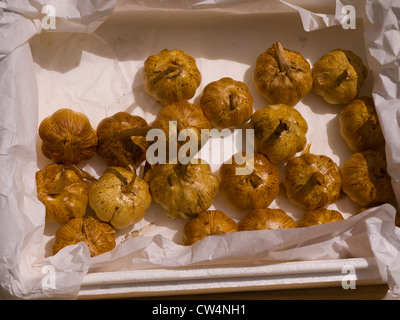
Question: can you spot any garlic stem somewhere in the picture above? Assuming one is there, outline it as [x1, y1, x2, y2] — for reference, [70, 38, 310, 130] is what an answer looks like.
[310, 171, 325, 186]
[273, 42, 291, 73]
[119, 127, 151, 138]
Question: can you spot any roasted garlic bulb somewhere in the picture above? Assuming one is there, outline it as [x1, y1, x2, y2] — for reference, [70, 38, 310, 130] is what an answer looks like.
[39, 108, 98, 165]
[143, 49, 202, 105]
[297, 208, 344, 228]
[339, 97, 385, 152]
[199, 77, 253, 129]
[250, 104, 308, 163]
[219, 153, 280, 211]
[238, 208, 296, 231]
[52, 216, 116, 257]
[341, 149, 395, 207]
[144, 160, 219, 219]
[253, 42, 313, 107]
[89, 166, 152, 229]
[283, 153, 342, 210]
[182, 210, 238, 246]
[96, 112, 150, 167]
[312, 49, 368, 105]
[36, 163, 93, 224]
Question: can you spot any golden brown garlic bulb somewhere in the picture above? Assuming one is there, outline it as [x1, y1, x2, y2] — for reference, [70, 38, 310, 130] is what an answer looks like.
[339, 97, 385, 152]
[36, 163, 93, 224]
[52, 216, 116, 257]
[283, 153, 342, 210]
[341, 149, 394, 207]
[39, 108, 98, 165]
[89, 166, 152, 229]
[96, 112, 150, 167]
[312, 49, 368, 105]
[143, 49, 201, 105]
[250, 104, 308, 163]
[144, 160, 219, 220]
[182, 210, 238, 246]
[253, 42, 313, 107]
[219, 153, 280, 211]
[297, 208, 344, 228]
[238, 208, 296, 231]
[199, 77, 253, 129]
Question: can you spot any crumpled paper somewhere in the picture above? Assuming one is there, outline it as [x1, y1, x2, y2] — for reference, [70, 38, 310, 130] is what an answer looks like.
[1, 0, 400, 299]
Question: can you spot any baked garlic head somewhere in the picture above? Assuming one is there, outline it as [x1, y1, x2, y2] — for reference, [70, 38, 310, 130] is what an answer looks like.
[253, 42, 313, 107]
[250, 104, 308, 163]
[238, 208, 296, 231]
[144, 160, 219, 220]
[341, 149, 395, 207]
[182, 210, 238, 246]
[283, 153, 342, 211]
[143, 49, 202, 105]
[39, 108, 98, 165]
[339, 97, 385, 152]
[36, 163, 93, 224]
[199, 77, 253, 129]
[219, 153, 281, 211]
[297, 208, 344, 228]
[96, 112, 151, 168]
[89, 166, 152, 229]
[312, 49, 368, 105]
[52, 216, 116, 257]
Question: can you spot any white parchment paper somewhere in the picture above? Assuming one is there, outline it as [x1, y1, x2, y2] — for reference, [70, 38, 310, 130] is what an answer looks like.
[1, 0, 400, 299]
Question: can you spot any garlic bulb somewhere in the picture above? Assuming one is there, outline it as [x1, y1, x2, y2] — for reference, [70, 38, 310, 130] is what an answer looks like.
[143, 49, 202, 105]
[219, 152, 280, 211]
[283, 153, 342, 210]
[238, 208, 296, 231]
[250, 104, 308, 163]
[182, 210, 238, 246]
[312, 49, 368, 105]
[89, 166, 152, 229]
[144, 160, 219, 219]
[253, 42, 313, 107]
[96, 112, 151, 167]
[36, 163, 94, 224]
[39, 108, 98, 165]
[341, 149, 394, 207]
[52, 216, 116, 257]
[297, 208, 344, 228]
[339, 97, 385, 152]
[199, 77, 253, 129]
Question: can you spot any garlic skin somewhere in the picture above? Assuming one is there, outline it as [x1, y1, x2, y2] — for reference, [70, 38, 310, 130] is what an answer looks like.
[250, 104, 308, 163]
[143, 49, 202, 105]
[283, 153, 342, 211]
[219, 153, 281, 211]
[52, 216, 116, 257]
[238, 208, 296, 231]
[312, 49, 368, 105]
[339, 97, 385, 152]
[144, 161, 219, 219]
[182, 210, 238, 246]
[341, 149, 394, 207]
[89, 167, 151, 229]
[96, 112, 150, 167]
[39, 108, 98, 165]
[36, 163, 91, 224]
[199, 77, 253, 129]
[297, 208, 344, 228]
[253, 42, 313, 107]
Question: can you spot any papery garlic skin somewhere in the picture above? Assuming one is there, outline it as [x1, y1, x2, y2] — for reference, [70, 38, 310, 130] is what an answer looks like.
[36, 163, 90, 224]
[182, 210, 238, 246]
[144, 161, 219, 220]
[89, 167, 152, 229]
[39, 108, 98, 165]
[312, 49, 368, 105]
[238, 208, 296, 231]
[200, 77, 253, 129]
[143, 49, 202, 105]
[52, 216, 116, 257]
[297, 208, 344, 228]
